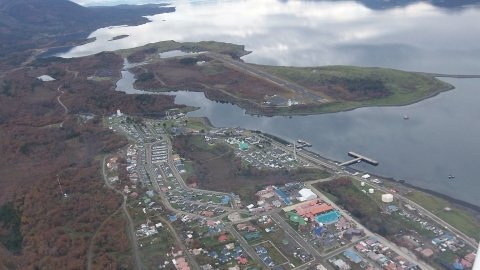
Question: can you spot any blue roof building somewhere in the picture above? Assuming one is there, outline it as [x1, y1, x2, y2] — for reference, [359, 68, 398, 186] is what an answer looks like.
[221, 195, 231, 205]
[274, 188, 292, 205]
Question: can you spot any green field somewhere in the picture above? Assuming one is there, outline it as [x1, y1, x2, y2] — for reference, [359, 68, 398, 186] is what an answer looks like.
[258, 65, 453, 114]
[117, 40, 249, 60]
[404, 190, 480, 241]
[185, 117, 210, 132]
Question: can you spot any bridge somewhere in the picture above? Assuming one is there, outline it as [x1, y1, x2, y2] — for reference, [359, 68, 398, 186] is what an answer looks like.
[339, 152, 379, 167]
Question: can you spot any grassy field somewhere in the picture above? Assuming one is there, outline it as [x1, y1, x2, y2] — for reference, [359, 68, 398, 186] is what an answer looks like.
[250, 219, 304, 267]
[258, 65, 453, 113]
[404, 190, 480, 241]
[117, 40, 249, 61]
[185, 117, 210, 132]
[316, 178, 439, 239]
[254, 241, 289, 267]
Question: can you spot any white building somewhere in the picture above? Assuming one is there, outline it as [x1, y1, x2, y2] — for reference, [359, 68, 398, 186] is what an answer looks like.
[297, 188, 318, 202]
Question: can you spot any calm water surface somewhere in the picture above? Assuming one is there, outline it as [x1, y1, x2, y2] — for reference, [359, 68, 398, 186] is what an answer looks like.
[67, 0, 480, 206]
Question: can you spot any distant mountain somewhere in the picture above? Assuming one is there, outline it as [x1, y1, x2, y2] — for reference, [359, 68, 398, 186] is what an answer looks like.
[0, 0, 174, 57]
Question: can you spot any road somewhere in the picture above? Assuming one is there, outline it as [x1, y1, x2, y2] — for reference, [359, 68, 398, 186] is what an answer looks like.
[266, 135, 478, 249]
[305, 182, 435, 270]
[99, 156, 143, 270]
[358, 178, 478, 248]
[56, 85, 68, 127]
[111, 118, 477, 270]
[157, 215, 201, 270]
[227, 224, 270, 269]
[86, 201, 123, 270]
[207, 53, 328, 103]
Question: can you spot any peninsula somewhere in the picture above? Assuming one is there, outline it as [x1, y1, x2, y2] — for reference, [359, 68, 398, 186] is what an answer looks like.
[119, 41, 453, 116]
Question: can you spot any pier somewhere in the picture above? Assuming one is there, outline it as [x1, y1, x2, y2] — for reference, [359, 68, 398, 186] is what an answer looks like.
[339, 152, 379, 166]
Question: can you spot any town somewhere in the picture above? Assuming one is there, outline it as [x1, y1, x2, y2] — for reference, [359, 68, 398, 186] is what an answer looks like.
[103, 110, 478, 270]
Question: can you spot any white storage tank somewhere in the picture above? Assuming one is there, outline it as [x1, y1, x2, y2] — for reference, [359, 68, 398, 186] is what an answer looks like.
[382, 193, 394, 203]
[368, 188, 374, 194]
[361, 182, 365, 187]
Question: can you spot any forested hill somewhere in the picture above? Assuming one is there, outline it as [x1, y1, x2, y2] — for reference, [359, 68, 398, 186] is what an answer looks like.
[0, 0, 174, 57]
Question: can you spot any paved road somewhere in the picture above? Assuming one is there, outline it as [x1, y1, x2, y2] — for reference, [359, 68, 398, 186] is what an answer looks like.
[113, 119, 476, 270]
[355, 177, 478, 248]
[267, 135, 478, 249]
[157, 215, 201, 270]
[207, 53, 328, 103]
[227, 224, 270, 269]
[305, 183, 435, 270]
[270, 213, 323, 260]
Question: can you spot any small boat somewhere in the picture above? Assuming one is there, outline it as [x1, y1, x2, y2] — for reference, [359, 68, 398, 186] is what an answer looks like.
[448, 174, 455, 179]
[403, 115, 410, 120]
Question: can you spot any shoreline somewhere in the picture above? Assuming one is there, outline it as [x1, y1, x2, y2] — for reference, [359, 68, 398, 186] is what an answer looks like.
[299, 145, 480, 213]
[238, 129, 480, 213]
[144, 80, 456, 117]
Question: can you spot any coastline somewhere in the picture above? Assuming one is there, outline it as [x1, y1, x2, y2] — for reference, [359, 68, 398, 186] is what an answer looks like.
[141, 79, 455, 117]
[246, 129, 480, 213]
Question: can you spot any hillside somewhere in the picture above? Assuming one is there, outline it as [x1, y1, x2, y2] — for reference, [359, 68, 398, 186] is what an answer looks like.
[0, 52, 183, 268]
[0, 0, 174, 62]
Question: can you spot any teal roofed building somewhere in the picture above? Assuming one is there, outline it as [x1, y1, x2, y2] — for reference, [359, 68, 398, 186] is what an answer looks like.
[239, 141, 249, 151]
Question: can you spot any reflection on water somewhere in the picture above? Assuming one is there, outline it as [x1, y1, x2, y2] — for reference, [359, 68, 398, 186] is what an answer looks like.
[115, 59, 480, 206]
[86, 0, 480, 205]
[167, 79, 480, 207]
[64, 0, 480, 74]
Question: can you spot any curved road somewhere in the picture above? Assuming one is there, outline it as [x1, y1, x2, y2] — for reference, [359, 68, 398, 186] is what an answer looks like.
[94, 156, 143, 270]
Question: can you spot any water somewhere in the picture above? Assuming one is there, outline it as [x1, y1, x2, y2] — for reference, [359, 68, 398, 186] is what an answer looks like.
[63, 0, 480, 74]
[116, 63, 480, 205]
[83, 0, 480, 206]
[167, 80, 480, 207]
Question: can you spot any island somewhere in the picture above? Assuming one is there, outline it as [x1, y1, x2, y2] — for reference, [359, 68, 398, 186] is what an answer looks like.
[109, 35, 130, 41]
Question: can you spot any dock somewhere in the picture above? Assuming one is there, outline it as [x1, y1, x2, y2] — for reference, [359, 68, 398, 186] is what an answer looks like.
[339, 152, 379, 167]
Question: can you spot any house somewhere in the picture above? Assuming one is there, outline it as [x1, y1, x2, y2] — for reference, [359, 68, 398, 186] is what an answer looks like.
[332, 259, 350, 270]
[464, 253, 476, 263]
[238, 256, 249, 265]
[218, 234, 229, 242]
[244, 231, 261, 241]
[209, 251, 218, 258]
[173, 257, 190, 270]
[201, 211, 215, 217]
[420, 248, 434, 258]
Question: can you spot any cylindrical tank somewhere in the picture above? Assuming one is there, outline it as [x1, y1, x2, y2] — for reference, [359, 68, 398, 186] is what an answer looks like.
[368, 188, 374, 194]
[382, 193, 394, 203]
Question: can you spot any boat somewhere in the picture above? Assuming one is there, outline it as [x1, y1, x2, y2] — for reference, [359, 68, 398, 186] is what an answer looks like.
[403, 115, 410, 120]
[448, 174, 455, 179]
